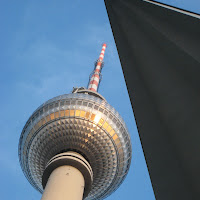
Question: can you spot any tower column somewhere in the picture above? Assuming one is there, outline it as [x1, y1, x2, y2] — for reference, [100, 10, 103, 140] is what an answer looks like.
[41, 165, 84, 200]
[42, 152, 93, 200]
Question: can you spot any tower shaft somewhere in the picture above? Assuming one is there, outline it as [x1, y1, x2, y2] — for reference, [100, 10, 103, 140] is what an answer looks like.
[88, 44, 107, 92]
[41, 166, 84, 200]
[41, 152, 93, 200]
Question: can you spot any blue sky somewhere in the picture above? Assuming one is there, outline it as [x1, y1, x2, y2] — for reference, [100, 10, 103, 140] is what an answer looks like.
[0, 1, 199, 200]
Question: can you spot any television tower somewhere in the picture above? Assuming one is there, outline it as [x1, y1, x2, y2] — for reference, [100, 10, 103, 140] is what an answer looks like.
[19, 44, 132, 200]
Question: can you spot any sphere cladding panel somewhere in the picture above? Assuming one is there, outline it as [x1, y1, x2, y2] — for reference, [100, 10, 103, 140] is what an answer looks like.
[19, 93, 132, 200]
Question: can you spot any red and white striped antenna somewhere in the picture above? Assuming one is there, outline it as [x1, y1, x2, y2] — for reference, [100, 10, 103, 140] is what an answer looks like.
[88, 44, 107, 92]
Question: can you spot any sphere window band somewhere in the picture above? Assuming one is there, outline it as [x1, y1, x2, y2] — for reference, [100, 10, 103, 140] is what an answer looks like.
[19, 94, 131, 200]
[24, 109, 123, 155]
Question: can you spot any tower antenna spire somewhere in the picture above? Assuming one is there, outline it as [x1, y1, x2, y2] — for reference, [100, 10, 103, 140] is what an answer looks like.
[88, 43, 107, 92]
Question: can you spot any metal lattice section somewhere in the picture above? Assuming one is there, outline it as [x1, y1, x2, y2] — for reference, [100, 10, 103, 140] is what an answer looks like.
[19, 93, 132, 200]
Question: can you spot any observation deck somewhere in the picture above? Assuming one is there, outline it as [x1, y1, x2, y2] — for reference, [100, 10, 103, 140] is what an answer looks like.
[19, 91, 132, 200]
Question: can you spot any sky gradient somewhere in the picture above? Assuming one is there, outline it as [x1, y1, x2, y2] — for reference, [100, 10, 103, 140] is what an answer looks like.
[0, 1, 199, 199]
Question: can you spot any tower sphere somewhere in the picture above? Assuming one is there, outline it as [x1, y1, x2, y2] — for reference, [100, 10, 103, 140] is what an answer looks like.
[19, 88, 132, 199]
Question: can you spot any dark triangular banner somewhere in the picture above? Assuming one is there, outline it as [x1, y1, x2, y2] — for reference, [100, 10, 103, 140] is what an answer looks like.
[104, 0, 200, 199]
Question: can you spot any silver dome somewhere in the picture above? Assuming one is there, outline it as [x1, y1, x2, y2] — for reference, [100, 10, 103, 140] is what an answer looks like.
[19, 93, 132, 200]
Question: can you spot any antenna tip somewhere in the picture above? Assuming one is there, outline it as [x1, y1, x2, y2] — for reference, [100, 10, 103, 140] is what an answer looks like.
[102, 43, 107, 47]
